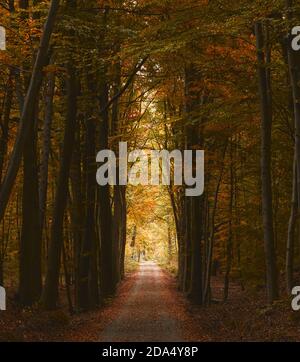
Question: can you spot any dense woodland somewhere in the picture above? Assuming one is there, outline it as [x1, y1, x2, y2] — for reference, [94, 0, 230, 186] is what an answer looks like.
[0, 0, 300, 332]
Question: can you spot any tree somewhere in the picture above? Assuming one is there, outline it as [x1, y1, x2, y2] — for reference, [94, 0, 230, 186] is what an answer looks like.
[42, 65, 78, 309]
[255, 20, 278, 303]
[18, 0, 42, 307]
[0, 0, 60, 223]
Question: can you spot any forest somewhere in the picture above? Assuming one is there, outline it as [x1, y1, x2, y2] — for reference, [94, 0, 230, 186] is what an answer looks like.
[0, 0, 300, 342]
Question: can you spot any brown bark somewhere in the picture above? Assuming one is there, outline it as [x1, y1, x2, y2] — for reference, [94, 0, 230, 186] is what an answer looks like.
[0, 72, 13, 183]
[286, 151, 298, 293]
[184, 64, 204, 304]
[203, 143, 227, 304]
[255, 21, 279, 303]
[42, 66, 78, 309]
[39, 73, 55, 227]
[78, 118, 98, 310]
[19, 106, 42, 306]
[0, 0, 60, 223]
[98, 79, 115, 297]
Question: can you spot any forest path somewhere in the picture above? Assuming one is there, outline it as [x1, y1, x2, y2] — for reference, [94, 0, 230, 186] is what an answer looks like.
[100, 261, 184, 342]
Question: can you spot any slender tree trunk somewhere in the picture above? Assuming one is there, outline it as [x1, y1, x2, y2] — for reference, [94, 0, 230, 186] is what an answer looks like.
[113, 185, 122, 284]
[286, 2, 300, 195]
[19, 105, 42, 305]
[0, 261, 3, 285]
[78, 118, 97, 310]
[168, 226, 172, 262]
[189, 195, 203, 303]
[183, 197, 192, 294]
[286, 1, 300, 295]
[224, 141, 234, 301]
[42, 66, 78, 309]
[111, 61, 122, 285]
[70, 126, 83, 310]
[18, 0, 43, 307]
[255, 21, 279, 303]
[0, 72, 13, 183]
[184, 64, 204, 304]
[97, 74, 115, 297]
[203, 143, 227, 304]
[286, 151, 298, 294]
[178, 191, 185, 291]
[39, 73, 55, 227]
[119, 185, 127, 279]
[62, 240, 73, 314]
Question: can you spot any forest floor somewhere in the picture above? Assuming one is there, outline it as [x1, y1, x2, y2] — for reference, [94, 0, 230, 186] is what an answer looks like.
[1, 261, 300, 342]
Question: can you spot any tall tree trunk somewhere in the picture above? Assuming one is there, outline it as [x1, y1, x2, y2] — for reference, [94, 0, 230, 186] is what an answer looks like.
[0, 0, 60, 223]
[168, 226, 172, 262]
[286, 8, 300, 210]
[42, 66, 78, 309]
[19, 106, 42, 305]
[70, 125, 83, 309]
[178, 191, 185, 291]
[0, 72, 13, 183]
[189, 195, 203, 303]
[113, 185, 122, 284]
[286, 151, 298, 294]
[183, 197, 191, 294]
[39, 72, 55, 227]
[111, 60, 122, 285]
[255, 21, 279, 303]
[286, 0, 300, 296]
[62, 239, 73, 314]
[203, 143, 227, 304]
[224, 140, 234, 301]
[119, 185, 127, 279]
[184, 64, 204, 304]
[18, 0, 42, 307]
[78, 118, 97, 310]
[98, 79, 115, 297]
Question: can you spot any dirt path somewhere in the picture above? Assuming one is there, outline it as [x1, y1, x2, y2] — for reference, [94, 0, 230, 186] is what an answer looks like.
[6, 262, 297, 342]
[100, 261, 183, 342]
